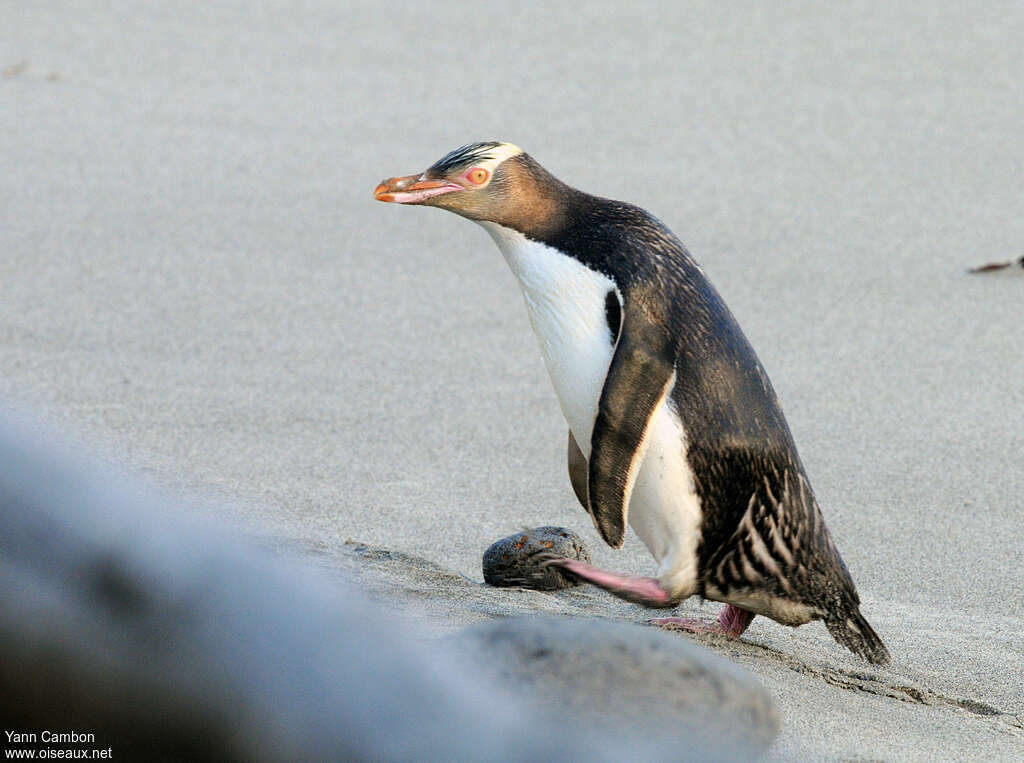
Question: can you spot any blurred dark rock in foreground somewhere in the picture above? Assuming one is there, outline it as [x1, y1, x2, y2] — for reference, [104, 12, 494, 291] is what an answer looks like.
[451, 617, 780, 752]
[0, 407, 777, 760]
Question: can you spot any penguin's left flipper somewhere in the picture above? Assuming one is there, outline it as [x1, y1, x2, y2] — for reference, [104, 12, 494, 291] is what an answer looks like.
[587, 290, 676, 549]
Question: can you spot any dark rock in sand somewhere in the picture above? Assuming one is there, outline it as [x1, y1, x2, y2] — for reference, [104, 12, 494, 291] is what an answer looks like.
[449, 616, 781, 756]
[483, 526, 591, 590]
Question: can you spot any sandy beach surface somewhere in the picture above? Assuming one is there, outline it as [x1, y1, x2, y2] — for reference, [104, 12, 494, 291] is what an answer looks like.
[3, 2, 1023, 759]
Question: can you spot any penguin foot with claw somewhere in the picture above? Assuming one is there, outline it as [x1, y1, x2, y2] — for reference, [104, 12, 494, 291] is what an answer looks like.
[647, 605, 755, 638]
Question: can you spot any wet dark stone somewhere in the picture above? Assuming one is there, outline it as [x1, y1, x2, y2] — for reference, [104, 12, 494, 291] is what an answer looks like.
[482, 526, 591, 590]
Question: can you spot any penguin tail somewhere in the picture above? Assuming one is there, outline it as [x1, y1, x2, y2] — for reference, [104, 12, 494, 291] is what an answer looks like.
[826, 609, 891, 666]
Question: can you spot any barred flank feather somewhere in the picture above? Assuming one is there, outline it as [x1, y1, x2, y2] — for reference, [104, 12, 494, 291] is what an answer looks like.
[826, 609, 891, 666]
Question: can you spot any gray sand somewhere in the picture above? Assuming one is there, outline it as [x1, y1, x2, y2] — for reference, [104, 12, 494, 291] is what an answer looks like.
[3, 1, 1022, 759]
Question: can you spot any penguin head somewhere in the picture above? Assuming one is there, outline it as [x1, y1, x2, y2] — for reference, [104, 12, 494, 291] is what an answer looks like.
[374, 141, 563, 230]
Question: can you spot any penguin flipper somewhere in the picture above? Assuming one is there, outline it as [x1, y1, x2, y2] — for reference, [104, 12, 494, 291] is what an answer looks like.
[587, 296, 675, 548]
[567, 431, 589, 512]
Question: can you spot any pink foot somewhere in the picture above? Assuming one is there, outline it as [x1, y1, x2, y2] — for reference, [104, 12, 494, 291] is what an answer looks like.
[541, 557, 674, 608]
[648, 605, 755, 638]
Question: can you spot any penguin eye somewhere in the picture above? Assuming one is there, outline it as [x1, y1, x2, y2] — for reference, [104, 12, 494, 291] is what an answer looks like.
[466, 167, 489, 185]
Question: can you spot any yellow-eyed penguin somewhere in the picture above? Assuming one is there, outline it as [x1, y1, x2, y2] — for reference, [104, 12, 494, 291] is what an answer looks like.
[373, 142, 890, 665]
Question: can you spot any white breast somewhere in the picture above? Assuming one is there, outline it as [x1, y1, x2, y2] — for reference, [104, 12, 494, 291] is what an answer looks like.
[480, 222, 616, 450]
[479, 221, 702, 597]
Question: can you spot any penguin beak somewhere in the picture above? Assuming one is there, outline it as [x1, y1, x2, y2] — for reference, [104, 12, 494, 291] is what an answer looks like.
[373, 173, 463, 204]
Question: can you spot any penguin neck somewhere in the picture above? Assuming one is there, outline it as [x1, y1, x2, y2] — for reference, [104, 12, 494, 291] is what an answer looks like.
[482, 154, 585, 243]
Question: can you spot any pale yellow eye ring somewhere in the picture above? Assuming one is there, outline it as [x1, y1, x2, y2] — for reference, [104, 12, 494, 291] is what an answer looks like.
[467, 168, 489, 185]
